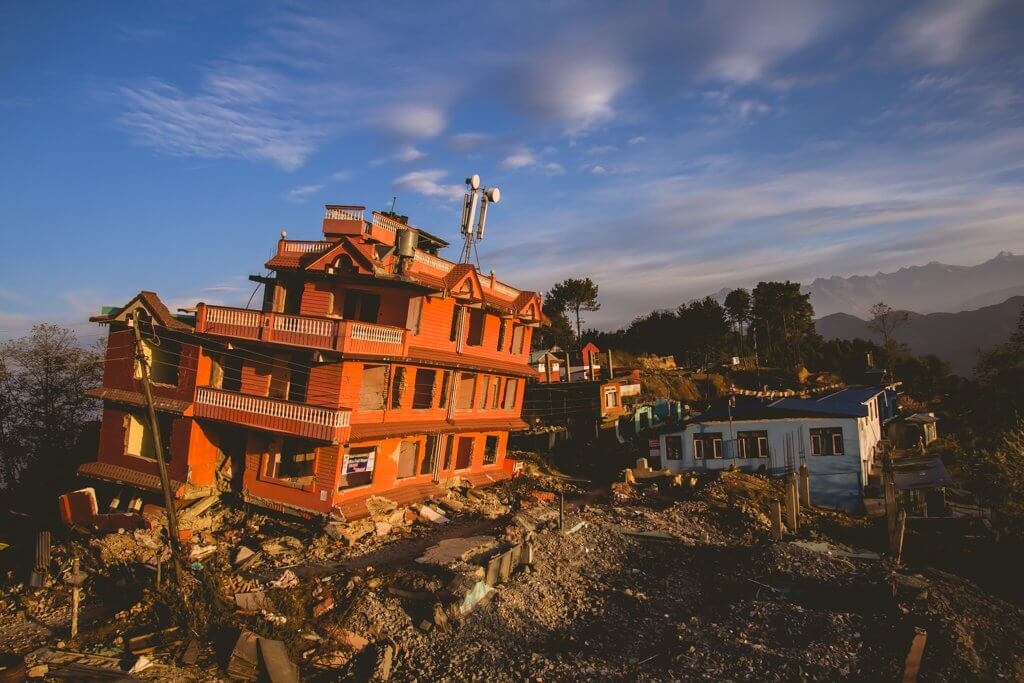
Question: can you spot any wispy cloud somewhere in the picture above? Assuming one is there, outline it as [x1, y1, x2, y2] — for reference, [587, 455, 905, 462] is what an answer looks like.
[392, 169, 463, 200]
[382, 104, 445, 139]
[500, 148, 537, 170]
[889, 0, 1001, 65]
[286, 183, 324, 202]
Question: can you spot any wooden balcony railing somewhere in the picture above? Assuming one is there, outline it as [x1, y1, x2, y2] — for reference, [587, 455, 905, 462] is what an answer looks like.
[194, 387, 351, 443]
[195, 304, 409, 356]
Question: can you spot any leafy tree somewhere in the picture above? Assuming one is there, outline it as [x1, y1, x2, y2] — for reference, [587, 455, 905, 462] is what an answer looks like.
[724, 288, 752, 355]
[533, 306, 575, 351]
[0, 324, 102, 489]
[750, 281, 820, 368]
[677, 297, 730, 368]
[624, 310, 680, 358]
[546, 278, 600, 342]
[956, 420, 1024, 539]
[867, 301, 910, 377]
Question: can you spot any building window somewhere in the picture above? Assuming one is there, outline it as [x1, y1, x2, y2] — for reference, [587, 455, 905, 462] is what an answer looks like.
[438, 371, 452, 409]
[359, 364, 388, 411]
[342, 290, 381, 323]
[124, 411, 173, 461]
[390, 366, 407, 408]
[496, 320, 507, 351]
[412, 369, 436, 409]
[270, 438, 316, 480]
[665, 435, 683, 460]
[510, 325, 525, 354]
[479, 376, 491, 409]
[407, 296, 423, 335]
[288, 362, 309, 403]
[466, 308, 485, 346]
[737, 431, 769, 458]
[503, 378, 519, 409]
[492, 378, 502, 409]
[221, 353, 243, 392]
[442, 435, 454, 470]
[340, 447, 375, 488]
[421, 435, 438, 475]
[810, 427, 844, 455]
[268, 354, 291, 400]
[484, 435, 499, 464]
[449, 305, 462, 342]
[455, 373, 477, 410]
[603, 388, 618, 408]
[396, 440, 419, 479]
[693, 432, 723, 459]
[134, 338, 180, 386]
[455, 436, 474, 469]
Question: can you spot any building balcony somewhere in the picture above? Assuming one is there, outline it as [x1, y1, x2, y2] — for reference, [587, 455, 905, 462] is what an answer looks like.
[195, 304, 409, 357]
[193, 386, 351, 443]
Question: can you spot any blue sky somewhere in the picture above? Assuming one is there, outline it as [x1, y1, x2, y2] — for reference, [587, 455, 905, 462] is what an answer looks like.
[2, 0, 1023, 336]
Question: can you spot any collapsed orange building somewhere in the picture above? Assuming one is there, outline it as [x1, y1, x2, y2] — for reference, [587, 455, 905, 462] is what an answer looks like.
[75, 203, 541, 521]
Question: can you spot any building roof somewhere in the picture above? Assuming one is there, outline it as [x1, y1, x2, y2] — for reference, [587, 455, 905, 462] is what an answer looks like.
[904, 412, 939, 424]
[892, 456, 954, 491]
[90, 291, 193, 332]
[690, 385, 888, 423]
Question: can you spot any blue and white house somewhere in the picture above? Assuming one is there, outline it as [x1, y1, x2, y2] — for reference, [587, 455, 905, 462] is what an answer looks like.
[658, 387, 897, 513]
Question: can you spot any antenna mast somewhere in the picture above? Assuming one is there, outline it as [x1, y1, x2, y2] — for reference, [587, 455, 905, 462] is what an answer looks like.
[458, 173, 500, 265]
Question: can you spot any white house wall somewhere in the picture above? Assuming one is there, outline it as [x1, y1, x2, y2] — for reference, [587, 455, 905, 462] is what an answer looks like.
[660, 411, 882, 514]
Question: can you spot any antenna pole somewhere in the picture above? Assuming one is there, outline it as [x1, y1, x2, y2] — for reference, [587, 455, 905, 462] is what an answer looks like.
[390, 196, 397, 213]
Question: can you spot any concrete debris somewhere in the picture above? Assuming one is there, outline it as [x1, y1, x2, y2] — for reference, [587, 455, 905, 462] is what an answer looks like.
[268, 569, 300, 589]
[417, 505, 449, 524]
[417, 536, 498, 566]
[257, 636, 300, 683]
[127, 654, 153, 673]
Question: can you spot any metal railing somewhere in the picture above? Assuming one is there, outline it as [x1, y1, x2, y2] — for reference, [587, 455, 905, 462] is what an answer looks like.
[195, 387, 351, 429]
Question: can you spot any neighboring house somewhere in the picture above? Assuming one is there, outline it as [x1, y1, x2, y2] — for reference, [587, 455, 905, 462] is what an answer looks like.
[530, 349, 562, 383]
[75, 204, 541, 521]
[657, 387, 897, 513]
[522, 376, 637, 438]
[887, 412, 939, 450]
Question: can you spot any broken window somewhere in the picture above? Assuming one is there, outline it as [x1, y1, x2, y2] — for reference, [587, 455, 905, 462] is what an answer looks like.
[449, 305, 462, 342]
[510, 324, 525, 354]
[479, 376, 491, 410]
[359, 364, 387, 411]
[693, 432, 723, 459]
[496, 320, 507, 351]
[442, 435, 454, 470]
[503, 378, 519, 409]
[407, 296, 424, 335]
[492, 378, 502, 409]
[396, 440, 419, 479]
[465, 308, 485, 346]
[412, 368, 436, 409]
[438, 371, 452, 409]
[483, 435, 499, 465]
[390, 366, 407, 408]
[455, 436, 474, 469]
[737, 431, 769, 458]
[124, 410, 173, 461]
[455, 373, 477, 410]
[421, 435, 438, 476]
[340, 447, 375, 488]
[269, 438, 316, 480]
[342, 290, 381, 323]
[810, 427, 844, 455]
[665, 435, 683, 460]
[603, 387, 618, 409]
[134, 338, 180, 386]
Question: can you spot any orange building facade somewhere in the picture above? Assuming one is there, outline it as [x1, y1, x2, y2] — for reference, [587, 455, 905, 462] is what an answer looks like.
[77, 205, 541, 521]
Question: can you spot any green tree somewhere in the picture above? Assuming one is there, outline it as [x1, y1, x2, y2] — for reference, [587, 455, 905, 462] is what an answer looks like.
[546, 278, 601, 342]
[677, 297, 731, 368]
[750, 281, 820, 368]
[724, 288, 752, 355]
[0, 324, 102, 489]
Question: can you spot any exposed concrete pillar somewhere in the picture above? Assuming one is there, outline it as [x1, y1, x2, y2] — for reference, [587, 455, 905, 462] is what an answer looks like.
[799, 464, 811, 508]
[771, 500, 783, 540]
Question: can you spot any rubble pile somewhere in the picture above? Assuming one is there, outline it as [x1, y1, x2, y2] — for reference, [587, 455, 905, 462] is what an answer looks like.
[1, 466, 1022, 681]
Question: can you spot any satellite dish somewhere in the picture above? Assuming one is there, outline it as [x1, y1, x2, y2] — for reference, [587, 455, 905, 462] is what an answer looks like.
[466, 174, 480, 190]
[485, 187, 501, 203]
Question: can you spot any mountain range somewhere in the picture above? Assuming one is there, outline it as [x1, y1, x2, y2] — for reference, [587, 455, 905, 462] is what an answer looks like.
[815, 296, 1024, 377]
[710, 252, 1024, 319]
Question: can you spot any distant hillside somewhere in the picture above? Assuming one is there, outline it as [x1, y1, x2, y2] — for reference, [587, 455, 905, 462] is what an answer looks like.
[816, 296, 1024, 376]
[806, 252, 1024, 318]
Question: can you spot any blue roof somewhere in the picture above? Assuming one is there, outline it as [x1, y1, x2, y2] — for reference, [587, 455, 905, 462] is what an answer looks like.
[691, 386, 886, 423]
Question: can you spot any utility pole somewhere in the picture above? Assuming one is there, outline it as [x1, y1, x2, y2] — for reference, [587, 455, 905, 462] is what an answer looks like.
[131, 312, 186, 581]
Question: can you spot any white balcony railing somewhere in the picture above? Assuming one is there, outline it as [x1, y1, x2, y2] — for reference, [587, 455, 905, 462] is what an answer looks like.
[325, 206, 364, 221]
[372, 212, 405, 234]
[350, 322, 405, 346]
[412, 250, 453, 273]
[195, 387, 350, 429]
[205, 306, 263, 328]
[281, 240, 333, 254]
[273, 313, 335, 338]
